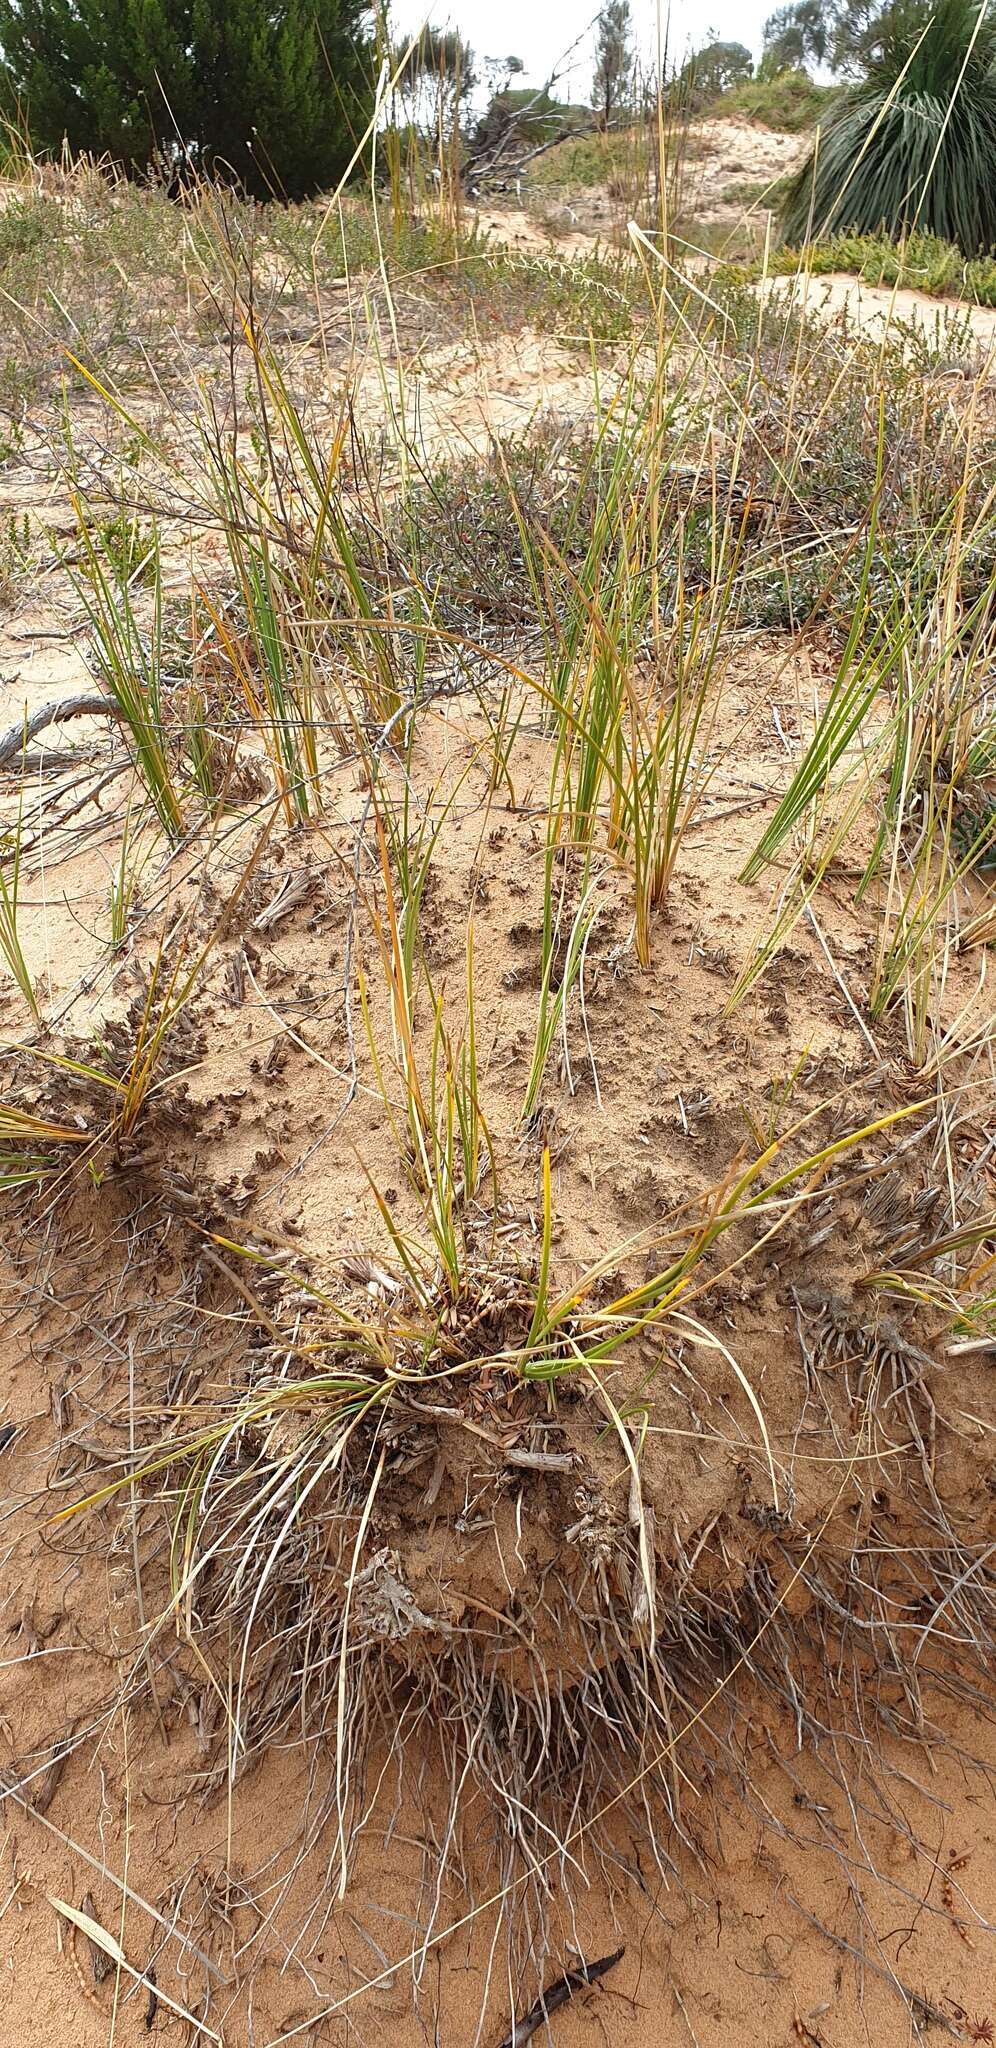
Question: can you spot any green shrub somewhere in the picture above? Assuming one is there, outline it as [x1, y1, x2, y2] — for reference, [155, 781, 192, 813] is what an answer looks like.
[722, 227, 996, 306]
[719, 69, 836, 132]
[528, 131, 634, 191]
[781, 0, 996, 252]
[0, 0, 375, 200]
[0, 195, 66, 259]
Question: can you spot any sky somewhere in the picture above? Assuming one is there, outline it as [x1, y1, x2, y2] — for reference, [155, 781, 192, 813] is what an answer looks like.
[389, 2, 775, 102]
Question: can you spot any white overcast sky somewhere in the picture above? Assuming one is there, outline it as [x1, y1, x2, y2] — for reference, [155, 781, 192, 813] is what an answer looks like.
[389, 3, 773, 100]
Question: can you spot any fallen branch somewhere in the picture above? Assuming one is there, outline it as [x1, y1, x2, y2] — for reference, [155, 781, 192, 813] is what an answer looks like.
[0, 693, 117, 768]
[498, 1946, 625, 2047]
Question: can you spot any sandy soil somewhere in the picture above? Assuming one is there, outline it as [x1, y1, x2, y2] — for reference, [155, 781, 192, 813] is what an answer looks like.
[1, 138, 995, 2048]
[756, 269, 996, 358]
[3, 598, 995, 2044]
[474, 205, 608, 260]
[683, 116, 809, 221]
[475, 116, 809, 255]
[354, 328, 613, 453]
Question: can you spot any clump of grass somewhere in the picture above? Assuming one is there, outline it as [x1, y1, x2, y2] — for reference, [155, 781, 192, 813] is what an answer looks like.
[738, 420, 892, 892]
[0, 769, 39, 1019]
[72, 509, 185, 841]
[107, 799, 147, 950]
[862, 549, 996, 1057]
[0, 511, 31, 597]
[498, 319, 746, 962]
[732, 444, 996, 1049]
[0, 1104, 90, 1191]
[52, 1090, 931, 1922]
[358, 774, 498, 1297]
[521, 827, 601, 1121]
[194, 293, 404, 759]
[0, 819, 272, 1188]
[0, 949, 190, 1163]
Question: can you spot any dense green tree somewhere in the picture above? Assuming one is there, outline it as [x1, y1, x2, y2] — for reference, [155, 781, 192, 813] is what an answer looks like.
[674, 37, 754, 110]
[679, 39, 754, 97]
[0, 0, 375, 198]
[782, 0, 996, 252]
[761, 1, 829, 73]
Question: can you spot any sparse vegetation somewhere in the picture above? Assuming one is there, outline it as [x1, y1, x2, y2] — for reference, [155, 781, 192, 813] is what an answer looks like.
[728, 224, 996, 302]
[0, 62, 995, 2048]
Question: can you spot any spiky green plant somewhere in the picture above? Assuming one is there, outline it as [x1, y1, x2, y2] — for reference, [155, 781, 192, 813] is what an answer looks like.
[71, 509, 185, 842]
[782, 0, 996, 254]
[0, 765, 39, 1021]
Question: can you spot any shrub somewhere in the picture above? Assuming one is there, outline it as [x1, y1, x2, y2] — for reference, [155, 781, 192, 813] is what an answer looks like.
[781, 0, 996, 251]
[723, 225, 996, 303]
[0, 0, 375, 200]
[721, 68, 836, 131]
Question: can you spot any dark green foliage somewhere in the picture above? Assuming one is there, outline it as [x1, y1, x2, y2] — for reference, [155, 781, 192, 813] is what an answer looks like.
[781, 0, 996, 252]
[0, 0, 375, 199]
[760, 3, 828, 73]
[679, 39, 755, 102]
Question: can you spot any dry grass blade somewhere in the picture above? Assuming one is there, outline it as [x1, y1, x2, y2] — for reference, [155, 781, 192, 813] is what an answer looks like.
[48, 1898, 223, 2042]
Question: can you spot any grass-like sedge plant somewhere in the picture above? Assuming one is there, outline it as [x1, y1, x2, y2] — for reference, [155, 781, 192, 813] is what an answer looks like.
[361, 968, 496, 1304]
[728, 486, 996, 1014]
[360, 819, 496, 1298]
[858, 1211, 996, 1369]
[521, 809, 602, 1124]
[0, 1104, 91, 1191]
[197, 529, 319, 827]
[198, 305, 402, 734]
[0, 763, 39, 1020]
[58, 1090, 929, 1565]
[862, 543, 996, 1060]
[0, 953, 185, 1160]
[505, 351, 748, 964]
[72, 508, 185, 841]
[107, 796, 147, 950]
[605, 535, 743, 964]
[2, 818, 273, 1178]
[739, 406, 889, 890]
[866, 682, 996, 1062]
